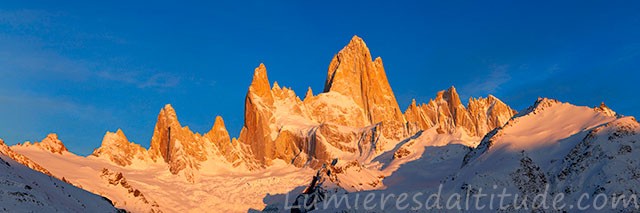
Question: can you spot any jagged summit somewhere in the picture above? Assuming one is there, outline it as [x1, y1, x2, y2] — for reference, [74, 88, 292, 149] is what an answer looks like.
[18, 133, 68, 155]
[149, 103, 183, 162]
[205, 116, 231, 150]
[405, 86, 517, 137]
[115, 128, 126, 138]
[92, 129, 148, 167]
[442, 86, 462, 107]
[323, 35, 404, 128]
[249, 63, 273, 102]
[323, 35, 373, 94]
[40, 134, 68, 154]
[212, 116, 226, 131]
[514, 97, 561, 118]
[99, 129, 130, 147]
[595, 102, 617, 117]
[304, 87, 313, 100]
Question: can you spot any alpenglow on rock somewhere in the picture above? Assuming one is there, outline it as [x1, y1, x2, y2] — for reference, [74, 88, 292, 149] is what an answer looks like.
[233, 36, 518, 169]
[28, 36, 521, 181]
[18, 133, 68, 155]
[404, 86, 517, 137]
[322, 36, 407, 141]
[91, 129, 149, 167]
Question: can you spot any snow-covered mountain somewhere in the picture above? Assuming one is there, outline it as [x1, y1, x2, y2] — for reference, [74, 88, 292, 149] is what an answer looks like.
[264, 98, 639, 212]
[3, 36, 638, 212]
[0, 139, 121, 212]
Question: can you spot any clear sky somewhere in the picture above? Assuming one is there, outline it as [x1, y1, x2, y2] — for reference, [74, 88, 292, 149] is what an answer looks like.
[1, 1, 638, 155]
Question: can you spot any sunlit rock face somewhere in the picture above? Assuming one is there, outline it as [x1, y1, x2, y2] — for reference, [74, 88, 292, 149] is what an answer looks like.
[146, 104, 218, 182]
[322, 36, 407, 141]
[17, 133, 68, 155]
[91, 129, 149, 167]
[233, 36, 520, 169]
[238, 64, 278, 165]
[27, 36, 519, 178]
[148, 104, 202, 175]
[204, 115, 248, 165]
[236, 36, 408, 167]
[404, 86, 517, 137]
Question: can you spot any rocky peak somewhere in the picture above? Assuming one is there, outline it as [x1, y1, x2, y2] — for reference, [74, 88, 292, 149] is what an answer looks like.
[595, 102, 617, 117]
[147, 104, 215, 179]
[205, 116, 231, 147]
[248, 63, 273, 105]
[102, 129, 129, 147]
[323, 35, 372, 98]
[272, 81, 281, 91]
[150, 104, 181, 134]
[409, 99, 419, 110]
[212, 116, 227, 133]
[534, 97, 560, 108]
[239, 63, 277, 165]
[304, 87, 314, 101]
[27, 133, 68, 155]
[515, 98, 561, 118]
[322, 35, 404, 128]
[92, 129, 148, 167]
[405, 88, 516, 138]
[442, 86, 463, 109]
[149, 104, 197, 163]
[115, 129, 126, 139]
[487, 94, 500, 102]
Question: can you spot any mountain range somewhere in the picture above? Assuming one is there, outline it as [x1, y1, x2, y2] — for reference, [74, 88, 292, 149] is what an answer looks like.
[1, 36, 638, 212]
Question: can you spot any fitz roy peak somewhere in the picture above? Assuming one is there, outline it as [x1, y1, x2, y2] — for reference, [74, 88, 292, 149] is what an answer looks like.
[3, 36, 636, 212]
[88, 36, 516, 177]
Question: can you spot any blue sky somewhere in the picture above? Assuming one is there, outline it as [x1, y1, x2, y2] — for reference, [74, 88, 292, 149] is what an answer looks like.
[1, 1, 638, 155]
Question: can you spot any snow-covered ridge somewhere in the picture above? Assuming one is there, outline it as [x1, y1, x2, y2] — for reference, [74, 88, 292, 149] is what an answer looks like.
[0, 141, 120, 212]
[0, 139, 52, 177]
[462, 98, 617, 167]
[265, 99, 637, 212]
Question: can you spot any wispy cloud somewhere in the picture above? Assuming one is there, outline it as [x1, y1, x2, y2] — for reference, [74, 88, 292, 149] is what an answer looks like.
[138, 73, 181, 88]
[0, 34, 180, 89]
[0, 34, 91, 80]
[97, 70, 181, 89]
[0, 24, 178, 89]
[0, 89, 116, 124]
[462, 64, 512, 96]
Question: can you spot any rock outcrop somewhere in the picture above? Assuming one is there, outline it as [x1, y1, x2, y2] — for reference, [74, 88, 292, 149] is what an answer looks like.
[322, 36, 406, 141]
[145, 104, 259, 179]
[404, 86, 517, 137]
[203, 116, 247, 166]
[238, 64, 278, 165]
[18, 133, 68, 155]
[91, 129, 149, 167]
[147, 104, 234, 179]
